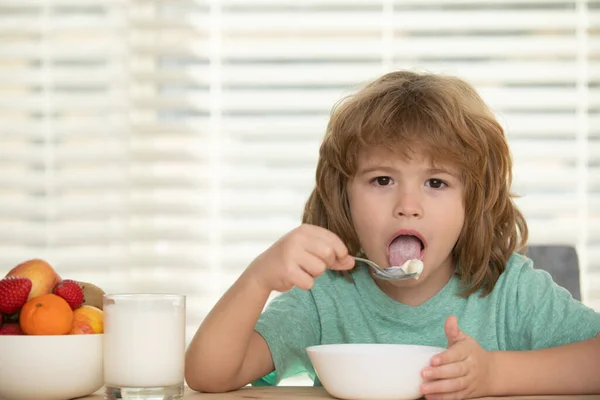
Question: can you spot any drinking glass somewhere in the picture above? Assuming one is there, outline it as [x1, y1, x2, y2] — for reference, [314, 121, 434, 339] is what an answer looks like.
[103, 294, 186, 400]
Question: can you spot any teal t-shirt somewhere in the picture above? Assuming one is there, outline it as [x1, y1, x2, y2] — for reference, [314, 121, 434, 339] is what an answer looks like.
[253, 253, 600, 386]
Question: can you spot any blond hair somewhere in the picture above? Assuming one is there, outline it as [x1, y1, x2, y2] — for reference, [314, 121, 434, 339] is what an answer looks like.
[302, 70, 528, 296]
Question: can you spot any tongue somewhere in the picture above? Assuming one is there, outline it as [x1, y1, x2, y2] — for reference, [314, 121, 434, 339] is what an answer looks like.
[389, 236, 422, 267]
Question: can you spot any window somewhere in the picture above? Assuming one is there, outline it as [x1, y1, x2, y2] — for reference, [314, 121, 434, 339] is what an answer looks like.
[1, 0, 599, 346]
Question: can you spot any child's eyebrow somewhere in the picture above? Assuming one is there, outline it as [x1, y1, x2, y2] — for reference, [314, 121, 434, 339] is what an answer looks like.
[356, 166, 397, 176]
[357, 166, 459, 177]
[426, 167, 458, 177]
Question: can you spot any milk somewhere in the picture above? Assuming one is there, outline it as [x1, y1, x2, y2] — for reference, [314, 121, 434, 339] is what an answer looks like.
[103, 295, 186, 388]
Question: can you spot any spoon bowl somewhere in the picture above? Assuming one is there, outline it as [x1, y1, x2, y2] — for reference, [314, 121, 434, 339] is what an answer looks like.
[353, 257, 420, 281]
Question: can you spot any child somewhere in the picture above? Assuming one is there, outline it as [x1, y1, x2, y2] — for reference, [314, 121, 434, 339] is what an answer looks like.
[185, 70, 600, 398]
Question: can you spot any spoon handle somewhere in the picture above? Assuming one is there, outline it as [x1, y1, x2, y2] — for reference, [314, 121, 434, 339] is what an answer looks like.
[352, 256, 384, 272]
[352, 256, 418, 281]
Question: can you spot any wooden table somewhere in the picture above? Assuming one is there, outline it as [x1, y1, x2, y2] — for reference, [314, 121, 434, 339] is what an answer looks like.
[83, 386, 600, 399]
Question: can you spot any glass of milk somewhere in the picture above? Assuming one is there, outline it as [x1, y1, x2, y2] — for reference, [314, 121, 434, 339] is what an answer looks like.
[103, 294, 186, 400]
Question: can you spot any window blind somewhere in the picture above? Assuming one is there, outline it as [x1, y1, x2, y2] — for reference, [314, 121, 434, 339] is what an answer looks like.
[1, 0, 599, 348]
[0, 1, 132, 286]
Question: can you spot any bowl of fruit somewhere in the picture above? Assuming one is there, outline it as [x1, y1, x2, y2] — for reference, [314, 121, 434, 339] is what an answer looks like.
[0, 259, 106, 400]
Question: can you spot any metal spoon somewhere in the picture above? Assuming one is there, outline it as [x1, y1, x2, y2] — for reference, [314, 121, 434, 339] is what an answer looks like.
[353, 256, 420, 281]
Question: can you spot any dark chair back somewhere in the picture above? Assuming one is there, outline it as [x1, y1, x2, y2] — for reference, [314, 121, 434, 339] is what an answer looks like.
[525, 245, 581, 301]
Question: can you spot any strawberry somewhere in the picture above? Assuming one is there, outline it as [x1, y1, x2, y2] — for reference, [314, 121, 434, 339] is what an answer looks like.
[53, 279, 84, 310]
[0, 323, 24, 335]
[0, 276, 32, 314]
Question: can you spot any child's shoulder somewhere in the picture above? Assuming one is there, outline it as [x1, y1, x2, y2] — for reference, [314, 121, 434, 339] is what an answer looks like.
[496, 251, 561, 295]
[504, 251, 534, 274]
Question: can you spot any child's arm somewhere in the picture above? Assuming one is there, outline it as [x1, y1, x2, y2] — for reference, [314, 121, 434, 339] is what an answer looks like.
[489, 333, 600, 396]
[184, 270, 274, 393]
[421, 317, 600, 399]
[184, 224, 353, 393]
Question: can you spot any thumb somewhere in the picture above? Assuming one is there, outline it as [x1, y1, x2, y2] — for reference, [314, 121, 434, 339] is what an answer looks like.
[444, 315, 468, 346]
[329, 254, 355, 271]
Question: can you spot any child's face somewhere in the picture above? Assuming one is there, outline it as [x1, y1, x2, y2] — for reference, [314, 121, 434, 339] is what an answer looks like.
[347, 145, 465, 285]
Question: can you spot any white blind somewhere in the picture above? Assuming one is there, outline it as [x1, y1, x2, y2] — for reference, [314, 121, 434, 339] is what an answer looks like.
[1, 0, 599, 345]
[0, 1, 131, 283]
[588, 0, 600, 307]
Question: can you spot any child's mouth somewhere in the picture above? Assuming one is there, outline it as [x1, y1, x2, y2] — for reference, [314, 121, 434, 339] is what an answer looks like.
[387, 232, 425, 267]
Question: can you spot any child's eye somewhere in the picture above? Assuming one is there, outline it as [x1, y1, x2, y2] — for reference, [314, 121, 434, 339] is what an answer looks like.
[426, 178, 447, 189]
[371, 176, 393, 186]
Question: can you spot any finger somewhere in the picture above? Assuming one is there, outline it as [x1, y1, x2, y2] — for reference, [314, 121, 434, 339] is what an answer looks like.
[430, 345, 467, 366]
[444, 315, 469, 346]
[305, 239, 342, 267]
[297, 251, 327, 278]
[422, 361, 467, 380]
[304, 224, 351, 262]
[421, 376, 467, 395]
[291, 269, 316, 291]
[328, 256, 355, 271]
[304, 237, 353, 270]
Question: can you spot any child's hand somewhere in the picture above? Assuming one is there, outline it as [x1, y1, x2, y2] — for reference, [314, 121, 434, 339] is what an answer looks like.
[246, 224, 355, 293]
[420, 316, 494, 400]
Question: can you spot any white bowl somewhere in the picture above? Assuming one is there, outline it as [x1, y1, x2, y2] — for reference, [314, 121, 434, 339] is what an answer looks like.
[306, 343, 444, 400]
[0, 334, 103, 400]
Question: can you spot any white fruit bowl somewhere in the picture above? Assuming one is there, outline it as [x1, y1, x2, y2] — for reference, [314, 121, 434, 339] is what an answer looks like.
[0, 334, 103, 400]
[306, 343, 444, 400]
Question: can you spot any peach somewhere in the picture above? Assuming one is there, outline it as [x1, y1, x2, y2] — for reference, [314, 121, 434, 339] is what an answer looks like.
[5, 259, 61, 300]
[70, 305, 104, 334]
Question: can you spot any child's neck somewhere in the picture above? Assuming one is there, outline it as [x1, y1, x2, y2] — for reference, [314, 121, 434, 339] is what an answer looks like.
[373, 262, 455, 306]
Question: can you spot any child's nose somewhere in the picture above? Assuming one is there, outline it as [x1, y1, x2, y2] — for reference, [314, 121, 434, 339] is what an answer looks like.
[394, 190, 423, 218]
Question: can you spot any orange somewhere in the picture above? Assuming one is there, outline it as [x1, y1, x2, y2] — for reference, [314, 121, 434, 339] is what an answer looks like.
[19, 293, 74, 335]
